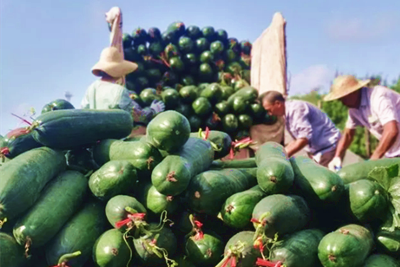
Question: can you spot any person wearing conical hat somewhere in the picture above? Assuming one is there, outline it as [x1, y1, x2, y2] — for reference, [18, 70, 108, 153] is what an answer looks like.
[325, 75, 400, 171]
[260, 90, 341, 167]
[81, 47, 165, 124]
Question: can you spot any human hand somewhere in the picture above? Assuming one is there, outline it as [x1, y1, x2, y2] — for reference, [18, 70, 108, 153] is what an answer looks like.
[328, 157, 342, 172]
[150, 100, 165, 114]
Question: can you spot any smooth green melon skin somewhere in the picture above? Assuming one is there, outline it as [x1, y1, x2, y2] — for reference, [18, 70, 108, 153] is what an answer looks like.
[133, 224, 177, 266]
[269, 229, 324, 267]
[92, 229, 131, 267]
[255, 142, 294, 195]
[290, 155, 345, 207]
[0, 232, 27, 267]
[146, 110, 191, 153]
[45, 201, 107, 267]
[363, 254, 399, 267]
[223, 231, 260, 267]
[105, 195, 147, 231]
[252, 194, 310, 238]
[318, 224, 374, 267]
[13, 170, 88, 248]
[220, 185, 266, 229]
[348, 179, 388, 222]
[0, 147, 66, 221]
[88, 160, 137, 202]
[338, 158, 400, 184]
[185, 232, 224, 267]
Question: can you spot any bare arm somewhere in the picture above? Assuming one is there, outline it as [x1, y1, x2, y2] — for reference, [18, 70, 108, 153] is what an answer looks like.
[285, 138, 309, 158]
[334, 128, 356, 159]
[370, 121, 398, 160]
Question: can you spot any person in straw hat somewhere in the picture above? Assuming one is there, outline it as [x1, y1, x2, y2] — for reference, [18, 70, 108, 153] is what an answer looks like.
[325, 75, 400, 171]
[260, 90, 341, 167]
[81, 46, 165, 124]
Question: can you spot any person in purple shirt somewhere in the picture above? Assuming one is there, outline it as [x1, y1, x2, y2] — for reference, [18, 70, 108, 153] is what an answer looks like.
[260, 90, 341, 167]
[324, 75, 400, 171]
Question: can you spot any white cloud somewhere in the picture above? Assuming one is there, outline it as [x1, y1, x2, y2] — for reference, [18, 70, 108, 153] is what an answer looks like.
[288, 65, 335, 96]
[326, 14, 397, 43]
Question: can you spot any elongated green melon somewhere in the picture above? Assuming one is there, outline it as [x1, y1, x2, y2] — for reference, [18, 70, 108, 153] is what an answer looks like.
[255, 142, 294, 194]
[185, 168, 257, 216]
[0, 147, 66, 222]
[45, 201, 107, 267]
[220, 185, 266, 229]
[318, 224, 374, 267]
[290, 155, 345, 207]
[252, 194, 310, 238]
[13, 171, 88, 248]
[152, 137, 214, 196]
[32, 109, 133, 150]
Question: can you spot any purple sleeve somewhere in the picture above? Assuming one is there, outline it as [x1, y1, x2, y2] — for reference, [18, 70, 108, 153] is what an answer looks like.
[131, 100, 155, 125]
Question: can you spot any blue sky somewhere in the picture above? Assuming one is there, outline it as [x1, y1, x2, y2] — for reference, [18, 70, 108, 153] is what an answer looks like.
[1, 0, 399, 135]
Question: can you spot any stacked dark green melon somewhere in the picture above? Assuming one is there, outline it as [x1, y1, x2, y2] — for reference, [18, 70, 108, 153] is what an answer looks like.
[1, 101, 400, 267]
[122, 21, 276, 140]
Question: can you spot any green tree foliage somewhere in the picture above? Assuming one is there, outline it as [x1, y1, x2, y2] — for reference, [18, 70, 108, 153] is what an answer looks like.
[290, 74, 400, 159]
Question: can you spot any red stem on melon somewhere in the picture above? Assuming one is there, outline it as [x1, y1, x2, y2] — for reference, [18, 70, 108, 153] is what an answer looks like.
[229, 137, 254, 159]
[211, 113, 221, 123]
[11, 113, 32, 126]
[1, 147, 10, 156]
[255, 258, 282, 267]
[253, 236, 265, 254]
[220, 255, 237, 267]
[115, 211, 146, 229]
[166, 171, 178, 182]
[166, 196, 173, 202]
[158, 52, 171, 67]
[189, 214, 204, 240]
[204, 127, 210, 140]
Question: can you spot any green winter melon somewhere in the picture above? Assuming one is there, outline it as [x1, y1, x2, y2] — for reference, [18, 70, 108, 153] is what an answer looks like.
[146, 110, 191, 152]
[88, 160, 137, 202]
[318, 224, 374, 267]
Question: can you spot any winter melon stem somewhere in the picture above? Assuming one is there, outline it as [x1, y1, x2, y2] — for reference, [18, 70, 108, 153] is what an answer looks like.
[166, 172, 178, 182]
[122, 230, 134, 267]
[57, 251, 82, 265]
[146, 157, 154, 170]
[0, 217, 7, 229]
[215, 241, 246, 267]
[24, 237, 32, 259]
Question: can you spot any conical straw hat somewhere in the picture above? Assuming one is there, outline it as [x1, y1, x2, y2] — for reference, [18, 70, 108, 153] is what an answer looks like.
[324, 75, 370, 102]
[92, 47, 138, 78]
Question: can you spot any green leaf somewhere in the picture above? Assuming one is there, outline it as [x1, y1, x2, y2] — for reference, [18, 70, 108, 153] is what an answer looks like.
[381, 205, 400, 232]
[368, 164, 399, 191]
[389, 177, 400, 215]
[368, 164, 400, 232]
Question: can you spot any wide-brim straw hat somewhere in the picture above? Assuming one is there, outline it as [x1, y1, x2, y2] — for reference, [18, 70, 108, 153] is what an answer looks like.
[323, 75, 370, 102]
[92, 47, 138, 78]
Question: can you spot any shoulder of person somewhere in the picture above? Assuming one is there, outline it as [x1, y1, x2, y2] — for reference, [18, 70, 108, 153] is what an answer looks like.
[370, 85, 393, 99]
[286, 99, 309, 110]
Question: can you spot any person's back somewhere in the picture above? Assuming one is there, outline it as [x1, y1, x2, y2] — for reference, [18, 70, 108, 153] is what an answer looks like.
[81, 47, 165, 125]
[82, 80, 132, 110]
[285, 99, 341, 155]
